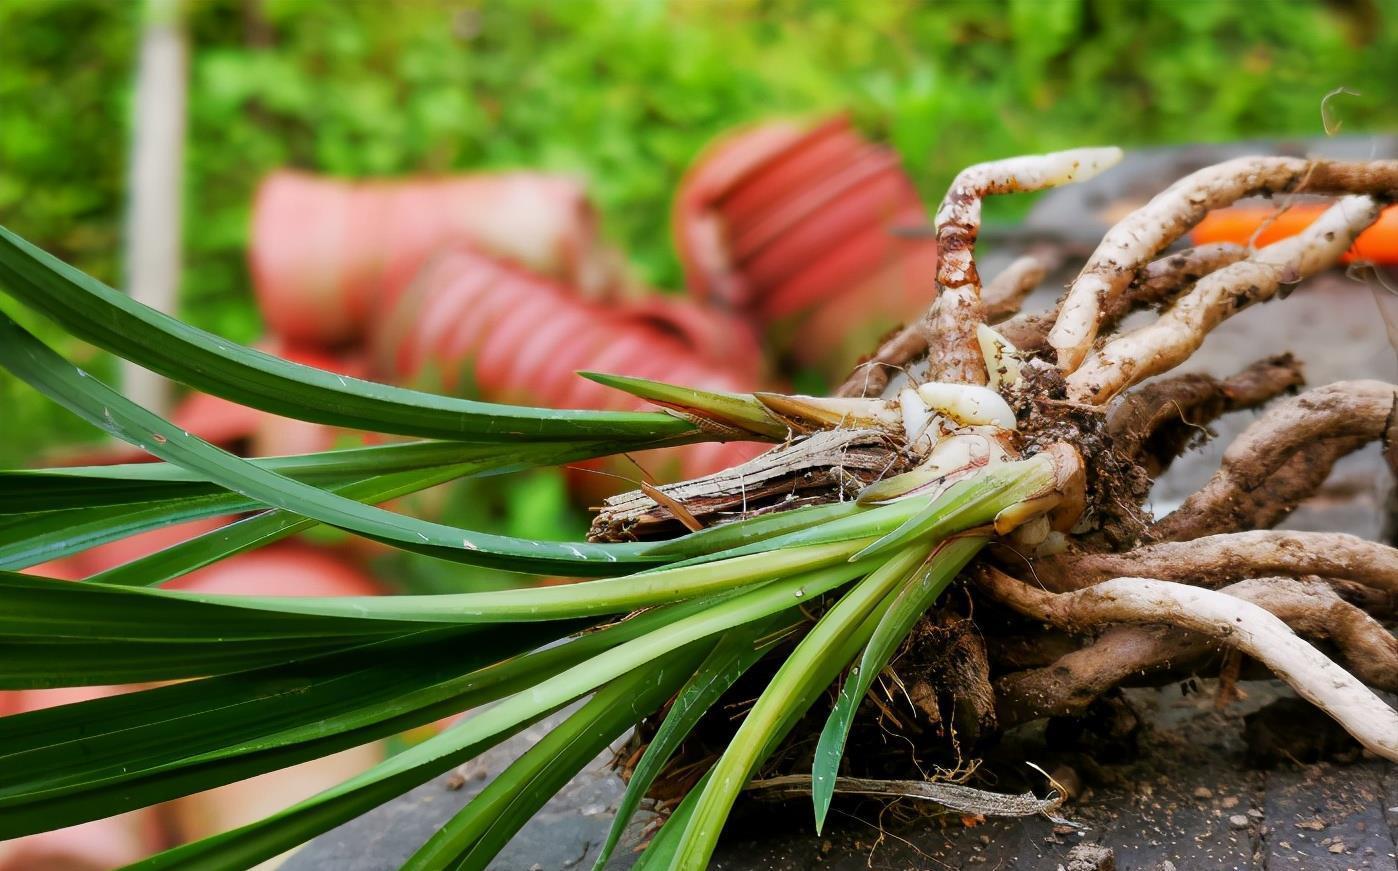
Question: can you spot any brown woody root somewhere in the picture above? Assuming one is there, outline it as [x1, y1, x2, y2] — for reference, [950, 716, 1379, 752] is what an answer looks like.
[1104, 354, 1304, 476]
[1154, 436, 1367, 542]
[1146, 387, 1395, 544]
[1148, 380, 1396, 540]
[997, 242, 1249, 355]
[1050, 156, 1398, 370]
[1199, 380, 1397, 490]
[1067, 197, 1384, 403]
[1030, 530, 1398, 594]
[978, 568, 1398, 757]
[983, 254, 1049, 322]
[835, 321, 926, 398]
[922, 148, 1122, 385]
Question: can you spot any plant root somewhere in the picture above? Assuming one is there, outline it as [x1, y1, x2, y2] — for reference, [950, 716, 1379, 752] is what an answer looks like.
[1199, 380, 1398, 490]
[1031, 530, 1398, 594]
[1105, 354, 1304, 476]
[1050, 157, 1398, 370]
[631, 152, 1398, 822]
[997, 242, 1249, 355]
[1067, 197, 1385, 402]
[904, 605, 1000, 750]
[1151, 435, 1369, 541]
[1144, 380, 1397, 540]
[977, 568, 1398, 758]
[992, 576, 1398, 723]
[983, 254, 1049, 322]
[836, 322, 927, 398]
[922, 148, 1122, 384]
[833, 250, 1052, 397]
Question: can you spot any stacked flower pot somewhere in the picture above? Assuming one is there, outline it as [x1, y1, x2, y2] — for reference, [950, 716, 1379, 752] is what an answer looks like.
[674, 115, 938, 376]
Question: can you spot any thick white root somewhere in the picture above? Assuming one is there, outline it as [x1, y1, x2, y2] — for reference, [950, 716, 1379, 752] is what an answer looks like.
[923, 147, 1123, 384]
[980, 570, 1398, 760]
[1066, 196, 1383, 402]
[1049, 156, 1398, 371]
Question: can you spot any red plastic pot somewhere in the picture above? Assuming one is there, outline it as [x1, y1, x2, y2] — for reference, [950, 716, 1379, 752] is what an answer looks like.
[250, 171, 637, 345]
[674, 115, 938, 376]
[370, 246, 767, 491]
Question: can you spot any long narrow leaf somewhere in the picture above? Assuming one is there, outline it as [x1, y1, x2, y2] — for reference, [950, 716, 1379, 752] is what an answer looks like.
[2, 595, 732, 833]
[0, 224, 702, 443]
[655, 495, 927, 570]
[5, 438, 641, 577]
[401, 643, 710, 871]
[631, 769, 713, 871]
[0, 489, 262, 570]
[0, 541, 863, 639]
[0, 439, 590, 513]
[128, 558, 874, 871]
[631, 587, 898, 871]
[0, 570, 437, 642]
[89, 464, 489, 586]
[672, 545, 932, 870]
[0, 636, 376, 688]
[850, 457, 1053, 561]
[642, 500, 863, 558]
[592, 613, 794, 871]
[0, 598, 727, 837]
[0, 314, 661, 575]
[811, 535, 986, 832]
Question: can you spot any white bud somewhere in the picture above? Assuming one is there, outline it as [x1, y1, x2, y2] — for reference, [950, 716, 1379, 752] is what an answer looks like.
[976, 323, 1023, 391]
[916, 382, 1017, 429]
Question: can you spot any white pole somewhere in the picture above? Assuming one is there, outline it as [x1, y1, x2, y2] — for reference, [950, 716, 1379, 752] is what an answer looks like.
[121, 0, 187, 415]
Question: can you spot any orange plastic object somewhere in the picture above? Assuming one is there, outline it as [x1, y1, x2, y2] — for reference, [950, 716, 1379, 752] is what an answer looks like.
[1191, 203, 1398, 264]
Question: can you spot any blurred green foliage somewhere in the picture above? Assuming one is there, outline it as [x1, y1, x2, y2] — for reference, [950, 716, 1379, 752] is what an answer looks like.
[1, 0, 1395, 468]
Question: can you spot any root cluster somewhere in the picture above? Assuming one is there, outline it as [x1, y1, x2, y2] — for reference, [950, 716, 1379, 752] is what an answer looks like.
[627, 151, 1398, 811]
[949, 154, 1398, 764]
[849, 153, 1398, 769]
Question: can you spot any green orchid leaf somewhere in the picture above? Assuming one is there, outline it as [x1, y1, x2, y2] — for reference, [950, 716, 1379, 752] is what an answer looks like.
[127, 559, 873, 870]
[402, 642, 710, 871]
[591, 613, 795, 871]
[579, 371, 787, 439]
[672, 545, 932, 870]
[0, 314, 664, 575]
[0, 224, 701, 443]
[811, 535, 986, 832]
[849, 456, 1054, 562]
[1, 439, 614, 513]
[0, 541, 860, 639]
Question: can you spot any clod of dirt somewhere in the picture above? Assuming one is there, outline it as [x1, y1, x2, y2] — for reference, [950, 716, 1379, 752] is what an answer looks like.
[1062, 843, 1116, 871]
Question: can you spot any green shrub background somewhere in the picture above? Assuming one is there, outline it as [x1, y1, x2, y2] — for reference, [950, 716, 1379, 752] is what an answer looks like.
[2, 0, 1395, 467]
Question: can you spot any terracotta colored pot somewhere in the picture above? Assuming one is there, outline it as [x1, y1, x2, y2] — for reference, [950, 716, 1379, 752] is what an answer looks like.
[673, 115, 938, 377]
[369, 246, 767, 495]
[250, 171, 637, 345]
